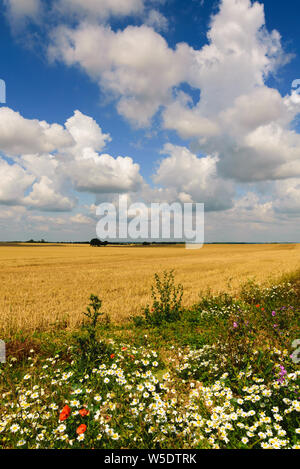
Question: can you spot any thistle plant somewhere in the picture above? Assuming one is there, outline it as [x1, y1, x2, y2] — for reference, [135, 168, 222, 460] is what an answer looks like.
[143, 270, 183, 325]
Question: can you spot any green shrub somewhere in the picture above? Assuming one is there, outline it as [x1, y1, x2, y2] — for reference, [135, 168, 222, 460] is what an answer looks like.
[143, 271, 183, 326]
[73, 294, 111, 369]
[188, 291, 241, 325]
[239, 279, 296, 308]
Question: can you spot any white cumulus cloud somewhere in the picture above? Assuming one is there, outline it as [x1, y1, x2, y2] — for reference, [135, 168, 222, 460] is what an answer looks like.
[0, 107, 74, 156]
[154, 144, 235, 211]
[0, 108, 144, 211]
[49, 23, 192, 127]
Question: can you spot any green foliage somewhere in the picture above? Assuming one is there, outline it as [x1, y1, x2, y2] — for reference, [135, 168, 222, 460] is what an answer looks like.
[143, 271, 183, 326]
[1, 272, 299, 449]
[187, 291, 241, 326]
[73, 294, 110, 368]
[239, 279, 297, 308]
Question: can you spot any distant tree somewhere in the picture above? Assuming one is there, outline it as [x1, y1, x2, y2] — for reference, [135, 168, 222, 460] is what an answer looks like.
[90, 238, 104, 247]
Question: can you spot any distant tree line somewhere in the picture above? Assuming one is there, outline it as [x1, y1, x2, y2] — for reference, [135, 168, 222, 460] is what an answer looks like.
[19, 239, 292, 246]
[90, 238, 108, 247]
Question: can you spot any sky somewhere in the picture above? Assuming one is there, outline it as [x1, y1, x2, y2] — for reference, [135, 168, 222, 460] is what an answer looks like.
[0, 0, 300, 242]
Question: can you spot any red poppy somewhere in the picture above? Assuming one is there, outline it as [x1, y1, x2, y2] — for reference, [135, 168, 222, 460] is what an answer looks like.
[121, 347, 127, 351]
[59, 404, 71, 421]
[255, 304, 260, 308]
[59, 412, 68, 421]
[110, 353, 115, 359]
[79, 408, 89, 417]
[76, 424, 87, 435]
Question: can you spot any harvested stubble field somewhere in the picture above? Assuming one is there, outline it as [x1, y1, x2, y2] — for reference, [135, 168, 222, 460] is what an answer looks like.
[0, 242, 299, 337]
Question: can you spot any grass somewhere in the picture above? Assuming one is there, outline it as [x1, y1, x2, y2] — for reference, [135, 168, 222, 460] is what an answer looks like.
[1, 243, 300, 337]
[0, 269, 299, 449]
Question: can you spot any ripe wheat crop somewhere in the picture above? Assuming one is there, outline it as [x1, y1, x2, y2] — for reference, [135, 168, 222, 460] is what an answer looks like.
[0, 243, 299, 337]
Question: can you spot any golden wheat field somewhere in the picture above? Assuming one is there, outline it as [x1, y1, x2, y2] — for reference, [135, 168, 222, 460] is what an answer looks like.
[0, 243, 299, 337]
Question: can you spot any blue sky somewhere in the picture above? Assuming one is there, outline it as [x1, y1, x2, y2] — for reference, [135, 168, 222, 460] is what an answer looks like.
[0, 0, 300, 242]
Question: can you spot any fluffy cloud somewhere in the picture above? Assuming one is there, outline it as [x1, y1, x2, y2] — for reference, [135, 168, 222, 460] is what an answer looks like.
[0, 108, 144, 211]
[49, 0, 291, 133]
[0, 159, 34, 205]
[4, 0, 42, 25]
[47, 0, 300, 184]
[65, 110, 111, 152]
[186, 0, 286, 112]
[145, 9, 168, 31]
[153, 144, 235, 211]
[220, 88, 293, 133]
[4, 0, 146, 27]
[273, 179, 300, 215]
[23, 176, 76, 212]
[55, 0, 144, 21]
[0, 107, 74, 156]
[70, 213, 94, 224]
[160, 0, 300, 183]
[49, 23, 191, 126]
[212, 121, 300, 182]
[55, 0, 168, 28]
[2, 0, 300, 240]
[66, 150, 143, 194]
[163, 92, 220, 139]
